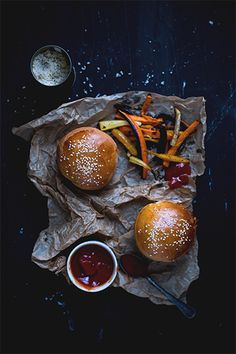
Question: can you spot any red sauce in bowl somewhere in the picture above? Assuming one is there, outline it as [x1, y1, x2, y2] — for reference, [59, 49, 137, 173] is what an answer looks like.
[70, 244, 114, 289]
[165, 162, 191, 189]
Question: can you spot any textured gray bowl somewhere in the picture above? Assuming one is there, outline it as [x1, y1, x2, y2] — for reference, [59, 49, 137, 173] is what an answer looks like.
[30, 45, 72, 87]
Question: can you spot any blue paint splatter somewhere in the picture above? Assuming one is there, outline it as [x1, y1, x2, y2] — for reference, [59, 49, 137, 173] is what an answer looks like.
[44, 292, 75, 332]
[169, 62, 176, 75]
[182, 81, 186, 97]
[19, 227, 24, 237]
[67, 317, 75, 332]
[57, 300, 66, 308]
[224, 201, 228, 212]
[208, 181, 212, 191]
[206, 83, 235, 141]
[143, 73, 154, 86]
[208, 168, 213, 191]
[115, 71, 123, 78]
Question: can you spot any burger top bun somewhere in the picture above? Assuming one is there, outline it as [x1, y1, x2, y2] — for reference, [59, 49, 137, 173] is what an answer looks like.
[135, 201, 196, 262]
[57, 127, 118, 190]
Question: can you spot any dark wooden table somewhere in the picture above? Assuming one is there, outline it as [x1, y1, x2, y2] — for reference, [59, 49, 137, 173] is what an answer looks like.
[1, 1, 235, 353]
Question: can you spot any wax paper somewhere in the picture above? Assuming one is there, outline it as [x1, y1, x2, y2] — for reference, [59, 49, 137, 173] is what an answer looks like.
[13, 91, 207, 305]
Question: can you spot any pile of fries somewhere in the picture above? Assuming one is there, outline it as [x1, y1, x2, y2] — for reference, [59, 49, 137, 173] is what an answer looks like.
[99, 94, 200, 179]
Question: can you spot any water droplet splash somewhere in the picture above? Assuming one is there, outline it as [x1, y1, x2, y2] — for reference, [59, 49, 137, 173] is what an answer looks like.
[44, 291, 75, 332]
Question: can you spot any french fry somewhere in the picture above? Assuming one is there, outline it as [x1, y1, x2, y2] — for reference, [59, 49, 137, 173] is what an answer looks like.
[119, 110, 149, 179]
[111, 129, 138, 156]
[170, 108, 181, 147]
[141, 124, 155, 129]
[144, 137, 159, 143]
[163, 119, 200, 168]
[99, 101, 198, 182]
[129, 136, 137, 142]
[129, 156, 151, 170]
[99, 120, 130, 131]
[119, 126, 183, 141]
[141, 128, 160, 138]
[115, 112, 163, 126]
[115, 112, 125, 120]
[141, 94, 152, 116]
[147, 150, 189, 163]
[167, 130, 183, 140]
[141, 129, 183, 140]
[118, 126, 133, 136]
[99, 120, 141, 131]
[141, 116, 163, 125]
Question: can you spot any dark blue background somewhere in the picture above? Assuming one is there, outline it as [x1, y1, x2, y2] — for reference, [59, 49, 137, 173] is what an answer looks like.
[1, 1, 235, 353]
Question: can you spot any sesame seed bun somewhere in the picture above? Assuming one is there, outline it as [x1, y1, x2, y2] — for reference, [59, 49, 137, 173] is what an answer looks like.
[135, 201, 196, 262]
[57, 127, 118, 190]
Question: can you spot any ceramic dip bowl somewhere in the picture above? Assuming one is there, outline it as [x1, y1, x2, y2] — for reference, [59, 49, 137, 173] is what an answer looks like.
[67, 241, 118, 293]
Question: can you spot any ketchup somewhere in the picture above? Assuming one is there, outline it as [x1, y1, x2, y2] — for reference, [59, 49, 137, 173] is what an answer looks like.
[165, 162, 191, 189]
[70, 244, 114, 289]
[120, 254, 148, 277]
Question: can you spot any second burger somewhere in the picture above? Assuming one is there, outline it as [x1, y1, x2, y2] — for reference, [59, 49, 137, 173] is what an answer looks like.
[135, 201, 196, 262]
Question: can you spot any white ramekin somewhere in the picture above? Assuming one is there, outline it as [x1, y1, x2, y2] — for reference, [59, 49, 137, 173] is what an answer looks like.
[67, 240, 118, 292]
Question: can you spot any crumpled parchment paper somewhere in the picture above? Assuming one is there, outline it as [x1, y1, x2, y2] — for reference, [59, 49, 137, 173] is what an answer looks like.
[13, 91, 207, 305]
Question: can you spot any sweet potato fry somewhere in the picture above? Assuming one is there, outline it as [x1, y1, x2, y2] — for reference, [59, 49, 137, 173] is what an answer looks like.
[116, 113, 162, 126]
[144, 137, 159, 143]
[163, 119, 200, 168]
[141, 94, 152, 116]
[167, 130, 183, 140]
[141, 128, 183, 140]
[118, 127, 138, 142]
[141, 129, 160, 139]
[115, 112, 125, 120]
[118, 126, 133, 136]
[119, 110, 149, 179]
[141, 124, 155, 129]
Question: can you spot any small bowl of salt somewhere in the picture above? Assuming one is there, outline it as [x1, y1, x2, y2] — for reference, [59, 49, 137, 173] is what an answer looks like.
[30, 45, 72, 87]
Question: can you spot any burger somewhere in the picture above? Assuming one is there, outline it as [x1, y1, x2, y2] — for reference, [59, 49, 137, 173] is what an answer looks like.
[135, 201, 196, 262]
[57, 127, 118, 190]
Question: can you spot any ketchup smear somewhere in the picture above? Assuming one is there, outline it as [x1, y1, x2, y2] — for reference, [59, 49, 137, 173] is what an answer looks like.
[70, 244, 114, 289]
[120, 254, 148, 277]
[165, 162, 191, 189]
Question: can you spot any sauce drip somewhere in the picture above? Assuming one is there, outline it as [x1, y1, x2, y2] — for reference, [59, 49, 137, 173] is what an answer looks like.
[120, 254, 148, 277]
[165, 162, 191, 189]
[70, 244, 114, 289]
